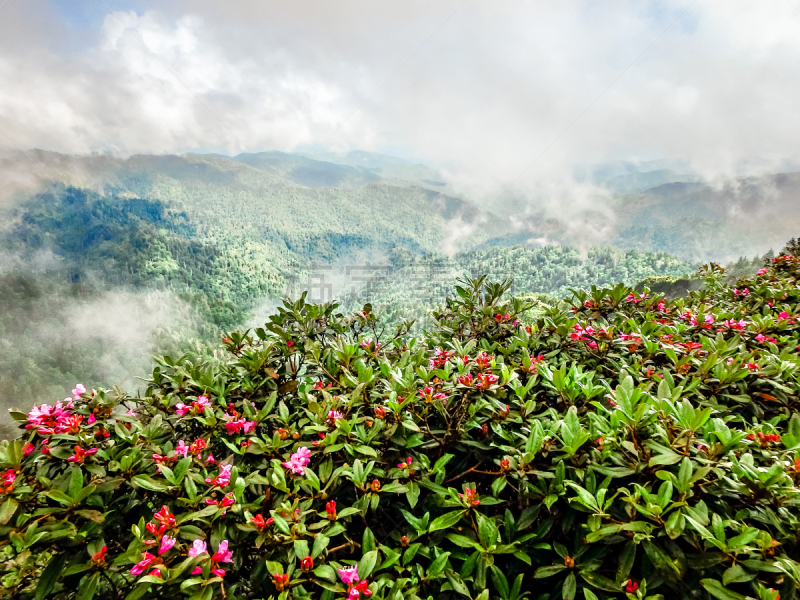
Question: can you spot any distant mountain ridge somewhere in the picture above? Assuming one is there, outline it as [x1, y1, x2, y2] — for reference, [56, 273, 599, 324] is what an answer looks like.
[3, 148, 800, 265]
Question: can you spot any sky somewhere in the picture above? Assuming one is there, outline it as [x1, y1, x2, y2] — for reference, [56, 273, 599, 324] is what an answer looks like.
[1, 0, 800, 197]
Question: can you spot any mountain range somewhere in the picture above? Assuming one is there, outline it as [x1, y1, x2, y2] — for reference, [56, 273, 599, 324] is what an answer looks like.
[0, 146, 795, 436]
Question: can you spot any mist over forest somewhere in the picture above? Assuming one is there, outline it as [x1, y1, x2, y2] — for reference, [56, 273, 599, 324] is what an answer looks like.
[0, 148, 789, 437]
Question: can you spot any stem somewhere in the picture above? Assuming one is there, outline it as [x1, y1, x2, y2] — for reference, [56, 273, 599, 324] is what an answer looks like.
[327, 541, 362, 555]
[446, 461, 484, 484]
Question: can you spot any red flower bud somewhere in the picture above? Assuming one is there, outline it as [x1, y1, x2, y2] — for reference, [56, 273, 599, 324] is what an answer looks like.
[301, 556, 314, 572]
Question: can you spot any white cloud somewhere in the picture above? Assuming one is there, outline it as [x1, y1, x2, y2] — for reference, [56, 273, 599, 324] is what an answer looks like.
[0, 0, 799, 198]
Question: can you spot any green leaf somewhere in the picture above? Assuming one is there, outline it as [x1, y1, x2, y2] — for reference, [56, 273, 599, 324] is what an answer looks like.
[45, 490, 73, 506]
[36, 553, 67, 600]
[700, 579, 747, 600]
[534, 565, 567, 578]
[722, 565, 755, 585]
[362, 528, 376, 553]
[491, 476, 507, 498]
[665, 510, 685, 539]
[313, 565, 337, 582]
[294, 540, 309, 560]
[579, 571, 620, 592]
[585, 521, 650, 543]
[266, 561, 284, 576]
[429, 510, 465, 533]
[312, 534, 330, 558]
[444, 569, 471, 597]
[358, 550, 379, 579]
[643, 540, 680, 577]
[405, 481, 420, 508]
[446, 534, 482, 550]
[68, 467, 83, 498]
[132, 475, 168, 492]
[428, 552, 451, 578]
[75, 509, 105, 523]
[77, 572, 100, 600]
[270, 512, 292, 536]
[355, 445, 378, 457]
[124, 583, 151, 600]
[562, 571, 576, 600]
[0, 498, 18, 524]
[379, 482, 407, 493]
[616, 542, 636, 583]
[490, 565, 509, 600]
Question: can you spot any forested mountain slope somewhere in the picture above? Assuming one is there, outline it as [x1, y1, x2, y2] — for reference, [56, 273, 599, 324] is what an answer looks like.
[2, 148, 787, 437]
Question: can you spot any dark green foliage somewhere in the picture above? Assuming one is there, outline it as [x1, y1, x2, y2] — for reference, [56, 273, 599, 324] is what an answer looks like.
[8, 185, 283, 305]
[2, 253, 800, 600]
[0, 184, 696, 419]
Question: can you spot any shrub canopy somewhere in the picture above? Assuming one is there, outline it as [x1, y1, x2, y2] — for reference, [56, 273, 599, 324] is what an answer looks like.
[3, 254, 800, 600]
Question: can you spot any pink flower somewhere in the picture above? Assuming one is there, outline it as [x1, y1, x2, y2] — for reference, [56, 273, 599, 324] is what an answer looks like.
[67, 446, 97, 463]
[733, 288, 750, 296]
[54, 414, 83, 434]
[87, 413, 96, 425]
[189, 539, 207, 557]
[71, 383, 86, 400]
[778, 311, 792, 321]
[153, 505, 176, 527]
[223, 415, 257, 435]
[130, 552, 157, 576]
[212, 540, 233, 563]
[223, 416, 242, 434]
[191, 566, 203, 575]
[327, 410, 344, 423]
[195, 396, 211, 410]
[175, 440, 189, 457]
[175, 403, 191, 417]
[348, 581, 372, 600]
[126, 409, 136, 416]
[626, 293, 647, 304]
[2, 469, 17, 489]
[212, 568, 226, 578]
[159, 536, 176, 555]
[282, 446, 311, 475]
[206, 454, 215, 464]
[758, 268, 767, 276]
[26, 401, 69, 430]
[205, 464, 233, 487]
[22, 442, 34, 456]
[339, 565, 360, 585]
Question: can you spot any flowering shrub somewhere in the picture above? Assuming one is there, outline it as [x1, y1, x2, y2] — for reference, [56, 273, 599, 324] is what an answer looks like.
[3, 255, 800, 600]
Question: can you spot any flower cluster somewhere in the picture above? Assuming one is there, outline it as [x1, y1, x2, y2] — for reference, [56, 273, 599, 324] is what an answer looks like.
[338, 565, 372, 600]
[175, 395, 212, 416]
[282, 446, 311, 475]
[429, 347, 454, 369]
[205, 464, 233, 487]
[6, 257, 800, 600]
[418, 386, 447, 402]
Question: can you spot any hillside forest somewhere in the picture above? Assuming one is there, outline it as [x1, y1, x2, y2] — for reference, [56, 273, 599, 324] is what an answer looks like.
[0, 151, 784, 436]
